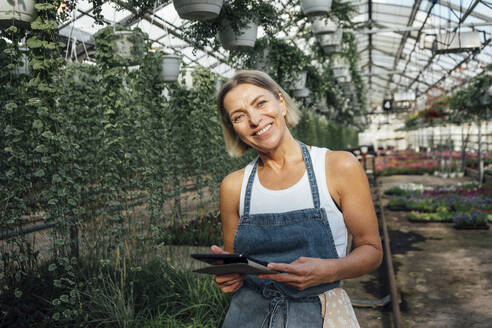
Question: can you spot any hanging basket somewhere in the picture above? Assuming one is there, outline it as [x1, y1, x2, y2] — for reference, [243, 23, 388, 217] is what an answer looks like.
[14, 48, 30, 76]
[318, 29, 342, 54]
[331, 53, 350, 79]
[311, 17, 337, 35]
[218, 19, 258, 50]
[293, 88, 310, 98]
[292, 71, 307, 90]
[301, 0, 332, 17]
[173, 0, 224, 21]
[178, 68, 194, 90]
[0, 0, 36, 29]
[253, 48, 270, 71]
[159, 54, 181, 82]
[112, 31, 145, 66]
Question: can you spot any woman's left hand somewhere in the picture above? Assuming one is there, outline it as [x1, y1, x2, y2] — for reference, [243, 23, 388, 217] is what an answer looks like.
[257, 257, 338, 291]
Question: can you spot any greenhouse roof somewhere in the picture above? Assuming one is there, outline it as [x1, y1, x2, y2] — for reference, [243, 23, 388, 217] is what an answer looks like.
[58, 0, 491, 111]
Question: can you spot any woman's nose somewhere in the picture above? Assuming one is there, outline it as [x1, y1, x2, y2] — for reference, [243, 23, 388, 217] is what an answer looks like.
[249, 111, 262, 127]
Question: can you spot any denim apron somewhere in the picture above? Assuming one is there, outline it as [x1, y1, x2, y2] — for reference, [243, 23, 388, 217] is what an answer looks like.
[222, 142, 341, 328]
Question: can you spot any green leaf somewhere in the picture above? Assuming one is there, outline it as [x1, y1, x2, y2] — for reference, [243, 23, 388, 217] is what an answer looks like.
[26, 37, 43, 49]
[32, 120, 43, 130]
[5, 26, 17, 34]
[5, 102, 17, 112]
[34, 145, 49, 153]
[33, 169, 45, 177]
[48, 263, 57, 271]
[34, 3, 54, 10]
[41, 130, 54, 139]
[48, 198, 58, 205]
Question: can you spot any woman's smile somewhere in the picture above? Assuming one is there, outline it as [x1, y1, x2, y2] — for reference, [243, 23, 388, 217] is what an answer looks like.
[253, 123, 272, 136]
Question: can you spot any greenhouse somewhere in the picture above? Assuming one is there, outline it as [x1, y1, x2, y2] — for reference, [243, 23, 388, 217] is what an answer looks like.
[0, 0, 491, 327]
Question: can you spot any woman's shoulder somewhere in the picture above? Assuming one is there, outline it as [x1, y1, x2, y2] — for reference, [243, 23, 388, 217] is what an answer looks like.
[220, 168, 245, 194]
[324, 150, 361, 174]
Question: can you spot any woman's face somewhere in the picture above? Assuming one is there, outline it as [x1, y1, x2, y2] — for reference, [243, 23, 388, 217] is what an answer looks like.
[223, 83, 288, 153]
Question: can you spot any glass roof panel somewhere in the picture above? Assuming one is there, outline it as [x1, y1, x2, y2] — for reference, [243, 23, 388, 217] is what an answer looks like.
[50, 0, 491, 105]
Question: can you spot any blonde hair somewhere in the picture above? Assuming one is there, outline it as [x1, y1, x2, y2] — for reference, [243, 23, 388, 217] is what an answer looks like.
[217, 70, 301, 157]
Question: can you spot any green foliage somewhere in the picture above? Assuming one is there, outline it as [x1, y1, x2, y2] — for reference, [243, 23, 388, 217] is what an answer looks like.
[164, 213, 222, 246]
[408, 207, 453, 222]
[384, 186, 414, 197]
[292, 110, 358, 150]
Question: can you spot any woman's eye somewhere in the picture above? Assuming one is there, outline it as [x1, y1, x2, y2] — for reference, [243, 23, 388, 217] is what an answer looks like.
[232, 114, 244, 123]
[257, 101, 266, 108]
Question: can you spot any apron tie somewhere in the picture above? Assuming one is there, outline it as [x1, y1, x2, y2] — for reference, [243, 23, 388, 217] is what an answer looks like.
[261, 284, 288, 328]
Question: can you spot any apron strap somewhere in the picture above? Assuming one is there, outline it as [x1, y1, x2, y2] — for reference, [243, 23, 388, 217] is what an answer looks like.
[242, 141, 321, 219]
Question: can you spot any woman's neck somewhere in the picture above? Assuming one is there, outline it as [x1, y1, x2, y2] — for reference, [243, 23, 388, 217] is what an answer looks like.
[257, 133, 303, 171]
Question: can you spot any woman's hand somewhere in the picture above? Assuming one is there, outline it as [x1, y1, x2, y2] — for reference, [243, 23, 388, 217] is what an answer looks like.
[257, 257, 338, 291]
[210, 245, 245, 293]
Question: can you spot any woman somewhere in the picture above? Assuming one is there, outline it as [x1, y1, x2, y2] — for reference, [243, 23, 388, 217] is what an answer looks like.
[212, 70, 382, 327]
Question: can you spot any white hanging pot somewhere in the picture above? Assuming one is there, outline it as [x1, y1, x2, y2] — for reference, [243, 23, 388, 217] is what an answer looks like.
[14, 48, 30, 76]
[112, 31, 145, 66]
[178, 68, 194, 90]
[0, 0, 36, 29]
[311, 17, 337, 35]
[218, 19, 258, 50]
[253, 48, 270, 70]
[292, 71, 307, 90]
[318, 29, 342, 54]
[331, 53, 350, 78]
[293, 88, 310, 98]
[159, 54, 181, 82]
[301, 0, 332, 17]
[215, 76, 226, 94]
[173, 0, 224, 21]
[336, 74, 351, 83]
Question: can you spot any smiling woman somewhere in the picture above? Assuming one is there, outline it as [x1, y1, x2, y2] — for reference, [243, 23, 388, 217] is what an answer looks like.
[212, 70, 382, 328]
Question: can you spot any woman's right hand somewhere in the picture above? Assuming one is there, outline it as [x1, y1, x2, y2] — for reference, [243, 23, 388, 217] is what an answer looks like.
[211, 245, 245, 293]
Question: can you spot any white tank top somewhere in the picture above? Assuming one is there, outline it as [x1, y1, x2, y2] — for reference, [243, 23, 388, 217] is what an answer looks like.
[239, 146, 348, 258]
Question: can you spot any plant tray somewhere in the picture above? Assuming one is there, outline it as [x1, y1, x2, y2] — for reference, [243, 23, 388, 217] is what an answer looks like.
[386, 205, 411, 211]
[408, 218, 452, 223]
[453, 224, 489, 230]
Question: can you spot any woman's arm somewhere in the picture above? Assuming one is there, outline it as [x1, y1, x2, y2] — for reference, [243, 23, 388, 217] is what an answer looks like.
[211, 169, 245, 293]
[258, 151, 383, 290]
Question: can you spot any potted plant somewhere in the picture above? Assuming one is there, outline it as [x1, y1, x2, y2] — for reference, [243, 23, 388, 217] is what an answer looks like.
[452, 210, 489, 230]
[14, 46, 30, 76]
[318, 29, 342, 54]
[173, 0, 224, 21]
[181, 0, 279, 51]
[112, 30, 145, 66]
[331, 53, 350, 79]
[292, 71, 308, 90]
[311, 16, 337, 35]
[178, 67, 195, 90]
[230, 36, 310, 90]
[293, 88, 310, 98]
[218, 18, 258, 50]
[301, 0, 332, 17]
[159, 54, 181, 82]
[0, 0, 36, 29]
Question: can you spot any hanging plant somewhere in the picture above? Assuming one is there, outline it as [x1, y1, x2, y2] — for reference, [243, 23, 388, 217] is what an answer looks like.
[173, 0, 224, 21]
[0, 0, 37, 29]
[218, 18, 258, 50]
[229, 36, 310, 90]
[94, 26, 147, 67]
[311, 16, 338, 35]
[301, 0, 332, 17]
[181, 0, 280, 51]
